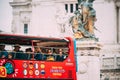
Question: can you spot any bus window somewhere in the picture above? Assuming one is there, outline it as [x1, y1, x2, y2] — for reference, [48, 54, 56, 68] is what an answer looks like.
[0, 43, 69, 61]
[56, 48, 67, 61]
[34, 47, 68, 61]
[46, 49, 55, 61]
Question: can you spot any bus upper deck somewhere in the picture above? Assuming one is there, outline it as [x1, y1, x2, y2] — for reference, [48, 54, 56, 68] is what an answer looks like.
[0, 33, 77, 80]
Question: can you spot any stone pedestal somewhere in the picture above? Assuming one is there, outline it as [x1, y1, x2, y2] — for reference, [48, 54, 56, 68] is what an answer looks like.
[76, 41, 101, 80]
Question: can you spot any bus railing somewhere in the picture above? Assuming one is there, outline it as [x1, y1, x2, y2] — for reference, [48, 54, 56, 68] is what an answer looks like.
[0, 51, 68, 61]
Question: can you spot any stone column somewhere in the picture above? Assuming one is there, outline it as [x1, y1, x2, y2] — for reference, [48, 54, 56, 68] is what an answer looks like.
[118, 6, 120, 43]
[11, 11, 20, 33]
[116, 1, 120, 43]
[67, 3, 70, 13]
[119, 7, 120, 43]
[30, 1, 40, 35]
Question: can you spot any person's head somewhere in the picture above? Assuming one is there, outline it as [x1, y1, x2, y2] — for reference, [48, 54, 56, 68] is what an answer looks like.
[13, 44, 21, 52]
[8, 53, 12, 59]
[34, 46, 41, 53]
[58, 49, 63, 52]
[58, 49, 63, 55]
[0, 43, 5, 50]
[47, 49, 52, 55]
[1, 54, 6, 58]
[26, 48, 32, 52]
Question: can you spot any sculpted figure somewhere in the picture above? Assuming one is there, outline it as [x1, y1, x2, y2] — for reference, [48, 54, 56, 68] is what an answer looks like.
[70, 11, 84, 38]
[70, 0, 97, 39]
[81, 0, 96, 34]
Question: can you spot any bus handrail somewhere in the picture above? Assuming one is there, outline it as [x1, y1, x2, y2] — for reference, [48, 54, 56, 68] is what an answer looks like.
[0, 51, 68, 61]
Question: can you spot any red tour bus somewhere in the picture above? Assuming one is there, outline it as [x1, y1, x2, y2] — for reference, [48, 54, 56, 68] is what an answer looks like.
[0, 33, 77, 80]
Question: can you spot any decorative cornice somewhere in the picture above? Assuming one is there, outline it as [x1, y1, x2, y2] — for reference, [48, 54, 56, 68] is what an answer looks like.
[31, 0, 77, 6]
[10, 1, 31, 7]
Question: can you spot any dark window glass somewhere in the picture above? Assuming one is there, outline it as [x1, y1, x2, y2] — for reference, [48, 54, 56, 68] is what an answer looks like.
[76, 3, 78, 11]
[24, 24, 28, 34]
[70, 4, 73, 13]
[65, 4, 68, 13]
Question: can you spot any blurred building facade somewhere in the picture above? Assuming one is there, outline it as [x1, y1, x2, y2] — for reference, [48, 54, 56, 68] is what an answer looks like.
[9, 0, 120, 80]
[100, 53, 120, 80]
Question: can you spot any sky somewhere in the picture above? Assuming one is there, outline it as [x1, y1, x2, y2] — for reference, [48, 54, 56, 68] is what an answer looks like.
[0, 0, 12, 32]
